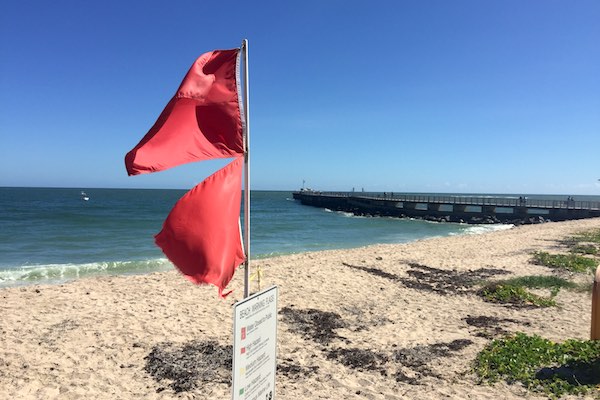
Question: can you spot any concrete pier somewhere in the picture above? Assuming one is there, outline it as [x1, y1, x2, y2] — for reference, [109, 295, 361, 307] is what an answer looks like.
[292, 191, 600, 224]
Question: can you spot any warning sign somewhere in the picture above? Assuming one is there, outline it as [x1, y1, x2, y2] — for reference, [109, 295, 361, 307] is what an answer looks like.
[232, 286, 278, 400]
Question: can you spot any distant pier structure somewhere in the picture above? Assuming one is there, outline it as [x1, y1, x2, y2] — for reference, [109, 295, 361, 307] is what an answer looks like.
[292, 190, 600, 224]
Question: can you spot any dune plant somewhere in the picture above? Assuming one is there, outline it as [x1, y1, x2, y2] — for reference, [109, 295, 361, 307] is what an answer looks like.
[474, 333, 600, 397]
[478, 275, 578, 307]
[531, 251, 597, 273]
[501, 275, 576, 291]
[479, 283, 556, 307]
[565, 228, 600, 256]
[571, 228, 600, 244]
[570, 244, 598, 255]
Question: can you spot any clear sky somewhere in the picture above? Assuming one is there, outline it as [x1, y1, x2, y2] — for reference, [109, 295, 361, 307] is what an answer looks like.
[1, 1, 598, 195]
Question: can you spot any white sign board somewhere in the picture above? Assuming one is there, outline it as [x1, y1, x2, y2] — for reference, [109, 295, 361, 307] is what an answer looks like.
[232, 286, 278, 400]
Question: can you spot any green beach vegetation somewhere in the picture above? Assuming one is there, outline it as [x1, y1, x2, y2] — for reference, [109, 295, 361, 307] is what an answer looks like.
[532, 252, 597, 273]
[570, 244, 599, 256]
[570, 228, 600, 245]
[474, 333, 600, 397]
[474, 227, 600, 397]
[531, 228, 600, 273]
[478, 275, 577, 308]
[567, 228, 600, 256]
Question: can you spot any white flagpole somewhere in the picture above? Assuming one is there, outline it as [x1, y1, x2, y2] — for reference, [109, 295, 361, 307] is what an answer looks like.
[242, 39, 251, 298]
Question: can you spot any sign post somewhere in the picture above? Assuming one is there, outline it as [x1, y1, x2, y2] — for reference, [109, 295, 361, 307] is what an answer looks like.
[232, 286, 278, 399]
[592, 265, 600, 340]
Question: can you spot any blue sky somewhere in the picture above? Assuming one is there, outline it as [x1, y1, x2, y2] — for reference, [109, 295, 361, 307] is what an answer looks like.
[1, 1, 598, 195]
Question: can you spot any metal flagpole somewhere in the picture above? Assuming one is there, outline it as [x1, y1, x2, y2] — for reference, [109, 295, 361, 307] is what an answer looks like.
[242, 39, 251, 298]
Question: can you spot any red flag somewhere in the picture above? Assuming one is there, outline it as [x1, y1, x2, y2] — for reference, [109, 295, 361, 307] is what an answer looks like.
[125, 49, 244, 175]
[155, 157, 245, 297]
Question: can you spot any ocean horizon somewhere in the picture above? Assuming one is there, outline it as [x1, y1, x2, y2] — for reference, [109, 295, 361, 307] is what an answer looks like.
[2, 187, 598, 288]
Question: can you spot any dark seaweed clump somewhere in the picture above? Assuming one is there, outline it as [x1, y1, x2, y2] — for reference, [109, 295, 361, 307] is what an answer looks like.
[342, 262, 508, 295]
[463, 315, 530, 338]
[144, 340, 232, 393]
[280, 306, 347, 345]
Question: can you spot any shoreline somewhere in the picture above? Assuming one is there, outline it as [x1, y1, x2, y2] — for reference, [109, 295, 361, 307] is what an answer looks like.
[0, 221, 514, 290]
[1, 218, 599, 399]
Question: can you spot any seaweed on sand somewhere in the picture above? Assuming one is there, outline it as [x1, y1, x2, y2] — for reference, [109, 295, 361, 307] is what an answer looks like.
[323, 339, 474, 385]
[280, 306, 347, 345]
[342, 262, 508, 295]
[463, 314, 530, 338]
[402, 263, 508, 295]
[144, 340, 232, 393]
[326, 347, 390, 376]
[393, 339, 474, 382]
[277, 358, 319, 379]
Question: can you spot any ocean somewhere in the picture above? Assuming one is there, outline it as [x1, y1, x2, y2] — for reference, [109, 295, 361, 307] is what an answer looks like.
[1, 187, 596, 288]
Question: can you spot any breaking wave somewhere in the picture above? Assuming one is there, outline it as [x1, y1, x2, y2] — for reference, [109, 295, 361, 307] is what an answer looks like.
[0, 259, 172, 287]
[457, 224, 514, 236]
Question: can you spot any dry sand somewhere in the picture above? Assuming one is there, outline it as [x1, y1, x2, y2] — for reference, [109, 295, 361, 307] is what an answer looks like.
[1, 218, 600, 399]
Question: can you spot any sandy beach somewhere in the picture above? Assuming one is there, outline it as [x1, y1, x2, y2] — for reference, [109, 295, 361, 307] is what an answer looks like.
[1, 218, 599, 399]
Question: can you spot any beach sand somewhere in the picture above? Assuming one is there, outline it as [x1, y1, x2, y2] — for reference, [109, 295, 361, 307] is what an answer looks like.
[1, 218, 599, 399]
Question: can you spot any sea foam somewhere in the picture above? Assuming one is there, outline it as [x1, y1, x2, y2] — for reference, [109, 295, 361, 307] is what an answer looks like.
[0, 259, 172, 287]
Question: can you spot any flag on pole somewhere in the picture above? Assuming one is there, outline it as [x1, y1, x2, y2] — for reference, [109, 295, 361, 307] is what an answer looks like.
[155, 157, 245, 298]
[125, 45, 249, 298]
[125, 49, 244, 175]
